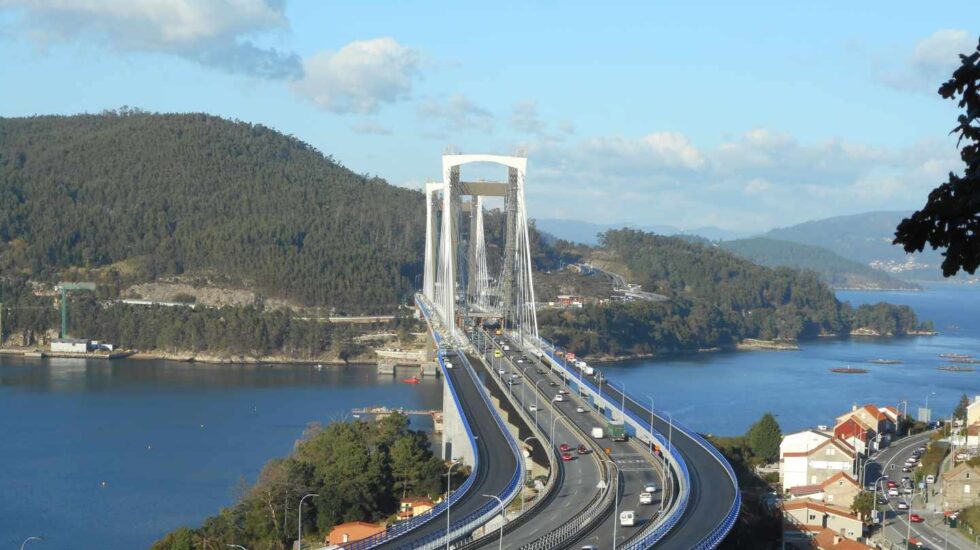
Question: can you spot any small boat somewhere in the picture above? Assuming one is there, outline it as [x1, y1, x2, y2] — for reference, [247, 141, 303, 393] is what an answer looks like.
[831, 366, 868, 374]
[937, 365, 975, 372]
[868, 358, 902, 365]
[401, 377, 421, 384]
[939, 353, 971, 359]
[314, 363, 324, 370]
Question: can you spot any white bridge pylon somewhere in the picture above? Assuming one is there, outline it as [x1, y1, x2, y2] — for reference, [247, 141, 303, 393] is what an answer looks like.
[423, 154, 539, 341]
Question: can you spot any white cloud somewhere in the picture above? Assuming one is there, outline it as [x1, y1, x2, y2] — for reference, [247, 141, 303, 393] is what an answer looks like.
[527, 128, 961, 232]
[0, 0, 301, 78]
[877, 29, 977, 92]
[417, 93, 494, 134]
[511, 100, 546, 134]
[292, 37, 420, 114]
[351, 120, 391, 135]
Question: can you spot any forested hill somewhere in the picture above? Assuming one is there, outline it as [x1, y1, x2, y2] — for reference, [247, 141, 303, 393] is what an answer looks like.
[0, 111, 424, 311]
[719, 237, 920, 291]
[539, 229, 931, 358]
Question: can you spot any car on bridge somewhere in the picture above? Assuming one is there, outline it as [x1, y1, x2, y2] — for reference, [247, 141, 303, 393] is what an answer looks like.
[561, 452, 574, 461]
[910, 513, 924, 523]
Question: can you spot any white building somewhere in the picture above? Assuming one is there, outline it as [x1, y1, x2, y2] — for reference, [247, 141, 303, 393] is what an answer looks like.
[50, 338, 89, 353]
[967, 396, 980, 427]
[780, 429, 856, 491]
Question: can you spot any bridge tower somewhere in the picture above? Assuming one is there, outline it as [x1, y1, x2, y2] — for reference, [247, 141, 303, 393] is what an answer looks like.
[422, 153, 539, 341]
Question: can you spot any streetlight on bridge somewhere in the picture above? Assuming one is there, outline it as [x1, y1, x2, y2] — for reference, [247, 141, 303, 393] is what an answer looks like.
[21, 537, 43, 550]
[297, 493, 319, 550]
[482, 494, 507, 550]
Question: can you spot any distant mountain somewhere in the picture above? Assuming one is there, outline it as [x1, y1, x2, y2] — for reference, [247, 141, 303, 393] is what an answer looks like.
[719, 238, 920, 291]
[534, 218, 746, 245]
[760, 211, 965, 282]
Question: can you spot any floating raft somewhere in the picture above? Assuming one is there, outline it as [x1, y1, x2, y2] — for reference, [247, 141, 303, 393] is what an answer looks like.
[949, 358, 980, 364]
[831, 367, 869, 374]
[868, 358, 903, 365]
[937, 365, 975, 372]
[939, 353, 971, 359]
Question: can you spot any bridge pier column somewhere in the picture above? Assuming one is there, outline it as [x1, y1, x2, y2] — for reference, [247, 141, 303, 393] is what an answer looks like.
[441, 374, 476, 466]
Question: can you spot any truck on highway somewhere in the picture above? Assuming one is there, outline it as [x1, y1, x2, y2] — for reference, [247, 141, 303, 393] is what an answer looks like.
[619, 510, 635, 526]
[591, 427, 604, 439]
[608, 422, 629, 442]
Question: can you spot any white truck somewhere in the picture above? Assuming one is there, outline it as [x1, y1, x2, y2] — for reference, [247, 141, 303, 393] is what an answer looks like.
[591, 427, 604, 439]
[619, 510, 635, 526]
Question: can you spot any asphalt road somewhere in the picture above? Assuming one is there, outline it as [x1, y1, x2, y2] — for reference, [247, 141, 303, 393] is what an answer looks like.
[373, 348, 519, 550]
[505, 332, 737, 549]
[487, 333, 668, 549]
[873, 431, 972, 550]
[467, 333, 606, 549]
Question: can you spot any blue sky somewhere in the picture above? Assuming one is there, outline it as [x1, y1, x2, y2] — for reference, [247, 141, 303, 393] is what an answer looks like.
[0, 1, 976, 232]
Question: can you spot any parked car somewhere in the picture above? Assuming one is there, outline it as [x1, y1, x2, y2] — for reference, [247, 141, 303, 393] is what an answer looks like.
[926, 475, 936, 484]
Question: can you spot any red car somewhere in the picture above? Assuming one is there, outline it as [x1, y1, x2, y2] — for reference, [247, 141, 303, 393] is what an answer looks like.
[909, 514, 924, 523]
[559, 443, 571, 453]
[561, 452, 574, 461]
[577, 445, 590, 455]
[887, 480, 897, 488]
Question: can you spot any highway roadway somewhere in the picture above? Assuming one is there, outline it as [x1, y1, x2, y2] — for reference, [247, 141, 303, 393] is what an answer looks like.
[507, 332, 738, 549]
[466, 334, 606, 549]
[484, 332, 670, 549]
[372, 348, 519, 550]
[872, 431, 972, 550]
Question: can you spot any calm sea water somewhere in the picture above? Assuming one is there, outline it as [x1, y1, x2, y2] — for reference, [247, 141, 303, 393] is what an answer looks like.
[599, 283, 980, 436]
[1, 283, 977, 548]
[0, 361, 442, 549]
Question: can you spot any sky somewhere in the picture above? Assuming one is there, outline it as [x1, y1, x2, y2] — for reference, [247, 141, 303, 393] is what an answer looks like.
[0, 1, 977, 232]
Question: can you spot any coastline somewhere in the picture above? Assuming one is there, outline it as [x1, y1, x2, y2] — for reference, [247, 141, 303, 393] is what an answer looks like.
[0, 346, 384, 367]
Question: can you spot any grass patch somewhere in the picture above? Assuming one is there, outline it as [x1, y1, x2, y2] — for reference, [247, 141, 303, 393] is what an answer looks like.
[959, 505, 980, 538]
[914, 441, 949, 483]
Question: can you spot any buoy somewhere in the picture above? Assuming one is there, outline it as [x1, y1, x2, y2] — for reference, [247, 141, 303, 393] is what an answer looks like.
[101, 480, 107, 488]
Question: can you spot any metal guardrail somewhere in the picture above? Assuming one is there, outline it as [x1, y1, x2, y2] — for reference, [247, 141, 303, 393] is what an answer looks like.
[535, 334, 741, 549]
[341, 297, 523, 550]
[472, 331, 617, 550]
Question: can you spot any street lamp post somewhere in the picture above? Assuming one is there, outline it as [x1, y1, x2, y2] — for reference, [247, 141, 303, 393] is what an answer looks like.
[906, 485, 915, 546]
[647, 396, 655, 453]
[21, 537, 43, 550]
[482, 494, 506, 550]
[446, 460, 462, 550]
[534, 378, 547, 425]
[861, 459, 876, 489]
[297, 493, 319, 550]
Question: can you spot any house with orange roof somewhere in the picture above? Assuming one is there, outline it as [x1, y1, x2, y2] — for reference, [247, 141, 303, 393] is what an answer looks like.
[785, 472, 862, 508]
[833, 417, 874, 456]
[398, 497, 435, 519]
[835, 404, 896, 452]
[880, 405, 901, 425]
[327, 521, 386, 545]
[783, 499, 864, 542]
[811, 527, 874, 549]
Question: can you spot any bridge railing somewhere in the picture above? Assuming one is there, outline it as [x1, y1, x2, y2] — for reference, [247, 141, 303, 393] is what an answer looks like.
[339, 297, 486, 550]
[384, 347, 525, 550]
[529, 335, 691, 547]
[534, 334, 740, 549]
[345, 295, 524, 550]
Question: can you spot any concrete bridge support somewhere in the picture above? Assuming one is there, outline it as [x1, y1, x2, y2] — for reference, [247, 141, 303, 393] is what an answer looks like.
[441, 371, 476, 465]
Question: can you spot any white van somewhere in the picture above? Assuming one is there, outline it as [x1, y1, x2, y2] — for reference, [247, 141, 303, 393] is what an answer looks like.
[619, 510, 635, 526]
[639, 492, 653, 505]
[445, 360, 453, 369]
[591, 427, 604, 439]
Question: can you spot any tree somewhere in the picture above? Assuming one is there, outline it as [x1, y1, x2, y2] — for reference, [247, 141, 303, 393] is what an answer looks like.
[746, 412, 782, 464]
[954, 393, 971, 422]
[851, 490, 875, 522]
[894, 37, 980, 276]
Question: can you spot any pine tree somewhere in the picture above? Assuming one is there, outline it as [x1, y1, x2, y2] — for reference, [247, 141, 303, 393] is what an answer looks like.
[746, 412, 782, 464]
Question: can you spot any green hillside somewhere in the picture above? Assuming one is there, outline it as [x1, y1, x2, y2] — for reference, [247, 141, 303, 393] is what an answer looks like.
[719, 237, 920, 290]
[760, 211, 965, 281]
[0, 111, 424, 312]
[539, 229, 930, 358]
